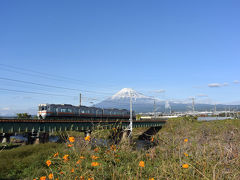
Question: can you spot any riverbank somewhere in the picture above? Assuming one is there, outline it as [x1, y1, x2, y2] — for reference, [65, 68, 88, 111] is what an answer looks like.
[0, 117, 239, 179]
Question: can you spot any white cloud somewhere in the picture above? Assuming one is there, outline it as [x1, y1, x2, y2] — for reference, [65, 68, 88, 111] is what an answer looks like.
[208, 83, 222, 87]
[153, 89, 165, 93]
[2, 107, 10, 111]
[197, 94, 208, 97]
[233, 80, 240, 84]
[208, 82, 229, 88]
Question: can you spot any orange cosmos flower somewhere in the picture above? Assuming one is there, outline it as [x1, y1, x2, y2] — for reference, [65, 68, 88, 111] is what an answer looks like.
[184, 153, 189, 157]
[94, 147, 99, 152]
[60, 171, 64, 175]
[63, 154, 69, 161]
[88, 178, 94, 180]
[91, 162, 100, 167]
[69, 136, 75, 143]
[151, 137, 154, 142]
[85, 135, 91, 141]
[71, 168, 75, 173]
[111, 145, 116, 151]
[80, 176, 84, 180]
[91, 155, 99, 160]
[55, 178, 59, 180]
[76, 160, 81, 164]
[139, 161, 145, 167]
[68, 144, 74, 147]
[33, 179, 36, 180]
[149, 178, 154, 180]
[40, 176, 46, 180]
[53, 152, 59, 157]
[80, 156, 85, 159]
[48, 173, 53, 180]
[46, 160, 51, 167]
[182, 164, 189, 169]
[184, 138, 188, 142]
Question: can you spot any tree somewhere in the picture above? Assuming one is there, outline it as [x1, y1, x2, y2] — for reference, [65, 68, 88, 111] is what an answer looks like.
[17, 113, 31, 119]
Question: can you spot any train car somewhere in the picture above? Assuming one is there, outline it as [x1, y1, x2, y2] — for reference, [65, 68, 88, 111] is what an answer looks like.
[37, 104, 134, 120]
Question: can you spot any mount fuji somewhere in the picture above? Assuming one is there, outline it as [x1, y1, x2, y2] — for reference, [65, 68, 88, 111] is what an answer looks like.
[94, 88, 240, 113]
[94, 88, 167, 112]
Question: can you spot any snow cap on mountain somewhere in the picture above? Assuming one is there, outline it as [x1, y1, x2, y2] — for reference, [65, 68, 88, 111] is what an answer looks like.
[111, 88, 148, 99]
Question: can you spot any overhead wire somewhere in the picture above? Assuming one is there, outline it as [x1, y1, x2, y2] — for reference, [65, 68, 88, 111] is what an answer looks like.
[0, 63, 121, 93]
[0, 77, 113, 95]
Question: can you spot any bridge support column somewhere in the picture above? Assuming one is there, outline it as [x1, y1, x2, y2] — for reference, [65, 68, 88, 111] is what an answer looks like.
[27, 133, 35, 144]
[39, 133, 49, 143]
[1, 133, 11, 143]
[111, 128, 131, 144]
[138, 126, 162, 141]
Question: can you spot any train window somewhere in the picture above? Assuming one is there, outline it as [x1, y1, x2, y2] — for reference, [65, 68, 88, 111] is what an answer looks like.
[68, 109, 72, 113]
[61, 109, 67, 112]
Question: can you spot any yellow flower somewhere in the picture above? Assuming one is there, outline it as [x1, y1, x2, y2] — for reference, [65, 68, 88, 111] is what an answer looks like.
[48, 173, 53, 180]
[182, 164, 189, 169]
[68, 144, 74, 147]
[91, 162, 100, 167]
[63, 154, 69, 161]
[80, 156, 85, 159]
[71, 168, 74, 173]
[85, 135, 91, 141]
[139, 161, 145, 167]
[184, 153, 189, 157]
[46, 160, 51, 167]
[53, 152, 59, 157]
[69, 136, 75, 142]
[40, 176, 46, 180]
[149, 178, 154, 180]
[110, 145, 116, 151]
[91, 155, 99, 160]
[184, 138, 188, 142]
[94, 147, 99, 152]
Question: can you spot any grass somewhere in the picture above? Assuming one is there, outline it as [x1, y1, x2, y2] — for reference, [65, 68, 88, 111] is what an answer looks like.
[0, 117, 239, 180]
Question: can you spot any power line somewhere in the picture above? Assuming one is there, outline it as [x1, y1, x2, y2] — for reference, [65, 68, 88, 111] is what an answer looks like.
[0, 88, 99, 101]
[0, 77, 112, 95]
[0, 63, 89, 83]
[0, 63, 121, 92]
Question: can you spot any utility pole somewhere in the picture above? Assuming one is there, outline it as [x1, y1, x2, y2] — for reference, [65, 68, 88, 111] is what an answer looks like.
[214, 104, 217, 115]
[79, 93, 82, 107]
[154, 99, 156, 119]
[192, 98, 195, 114]
[129, 92, 133, 137]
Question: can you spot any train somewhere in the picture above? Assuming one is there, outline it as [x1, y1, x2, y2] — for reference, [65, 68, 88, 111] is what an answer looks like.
[37, 104, 135, 120]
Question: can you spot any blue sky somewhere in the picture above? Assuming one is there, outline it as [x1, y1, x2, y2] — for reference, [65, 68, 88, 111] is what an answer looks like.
[1, 0, 240, 114]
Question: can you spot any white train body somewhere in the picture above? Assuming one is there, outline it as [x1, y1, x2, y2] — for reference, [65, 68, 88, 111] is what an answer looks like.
[38, 104, 132, 120]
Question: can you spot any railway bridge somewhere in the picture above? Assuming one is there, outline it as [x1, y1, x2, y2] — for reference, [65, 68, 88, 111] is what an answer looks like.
[0, 118, 167, 144]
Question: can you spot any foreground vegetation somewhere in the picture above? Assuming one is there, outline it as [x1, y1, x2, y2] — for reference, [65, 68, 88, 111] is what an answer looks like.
[0, 117, 239, 180]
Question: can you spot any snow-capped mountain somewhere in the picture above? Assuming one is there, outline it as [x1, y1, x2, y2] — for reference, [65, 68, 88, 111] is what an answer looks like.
[94, 88, 240, 113]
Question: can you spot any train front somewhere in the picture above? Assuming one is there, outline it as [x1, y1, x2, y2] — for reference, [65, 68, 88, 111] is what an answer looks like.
[37, 104, 48, 119]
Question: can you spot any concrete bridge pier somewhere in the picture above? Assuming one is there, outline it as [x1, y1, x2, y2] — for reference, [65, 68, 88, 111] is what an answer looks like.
[138, 126, 162, 141]
[111, 128, 131, 144]
[0, 133, 11, 143]
[39, 133, 49, 143]
[27, 132, 50, 144]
